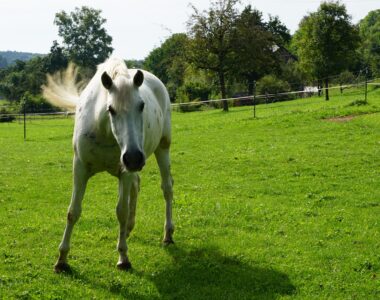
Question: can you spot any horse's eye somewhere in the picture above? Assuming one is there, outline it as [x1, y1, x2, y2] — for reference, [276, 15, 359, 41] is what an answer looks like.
[108, 105, 116, 116]
[139, 102, 145, 112]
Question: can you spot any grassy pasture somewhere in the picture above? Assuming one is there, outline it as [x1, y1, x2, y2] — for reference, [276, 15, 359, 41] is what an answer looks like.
[0, 87, 379, 299]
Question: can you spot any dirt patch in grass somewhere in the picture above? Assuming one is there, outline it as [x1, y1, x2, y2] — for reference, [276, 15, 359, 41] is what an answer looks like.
[324, 115, 356, 122]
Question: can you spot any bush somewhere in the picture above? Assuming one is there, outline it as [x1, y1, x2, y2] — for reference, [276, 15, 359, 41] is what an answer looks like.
[0, 107, 15, 122]
[176, 82, 212, 103]
[178, 100, 203, 113]
[336, 70, 356, 85]
[20, 92, 58, 114]
[175, 82, 212, 112]
[347, 99, 368, 107]
[256, 75, 292, 103]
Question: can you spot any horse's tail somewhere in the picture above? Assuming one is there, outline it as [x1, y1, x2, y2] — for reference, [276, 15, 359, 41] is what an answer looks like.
[42, 63, 80, 112]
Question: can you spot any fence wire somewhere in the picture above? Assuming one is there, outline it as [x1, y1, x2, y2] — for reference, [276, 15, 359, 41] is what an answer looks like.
[0, 78, 379, 120]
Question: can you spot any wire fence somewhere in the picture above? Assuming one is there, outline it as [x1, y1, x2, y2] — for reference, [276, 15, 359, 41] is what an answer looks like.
[0, 77, 379, 124]
[171, 79, 380, 111]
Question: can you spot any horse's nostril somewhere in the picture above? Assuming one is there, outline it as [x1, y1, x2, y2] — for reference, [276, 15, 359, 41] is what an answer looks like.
[122, 153, 129, 168]
[123, 150, 145, 171]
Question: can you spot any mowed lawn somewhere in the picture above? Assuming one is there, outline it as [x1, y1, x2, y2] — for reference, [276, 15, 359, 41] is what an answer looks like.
[0, 88, 379, 299]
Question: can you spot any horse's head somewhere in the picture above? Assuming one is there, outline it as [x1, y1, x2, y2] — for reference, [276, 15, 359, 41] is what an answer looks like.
[101, 70, 146, 172]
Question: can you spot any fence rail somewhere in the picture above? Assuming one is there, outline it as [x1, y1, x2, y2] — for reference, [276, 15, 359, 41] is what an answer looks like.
[1, 78, 379, 121]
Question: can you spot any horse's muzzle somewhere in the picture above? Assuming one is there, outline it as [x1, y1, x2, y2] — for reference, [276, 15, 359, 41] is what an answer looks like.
[122, 150, 145, 172]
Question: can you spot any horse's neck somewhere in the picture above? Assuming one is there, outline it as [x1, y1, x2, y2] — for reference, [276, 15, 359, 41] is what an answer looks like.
[78, 80, 113, 142]
[95, 106, 113, 140]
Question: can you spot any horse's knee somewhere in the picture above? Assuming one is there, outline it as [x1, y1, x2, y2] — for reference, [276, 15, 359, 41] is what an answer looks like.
[67, 210, 81, 224]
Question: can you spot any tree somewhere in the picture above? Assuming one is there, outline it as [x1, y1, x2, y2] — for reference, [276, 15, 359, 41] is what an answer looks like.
[0, 60, 28, 101]
[44, 40, 69, 74]
[54, 6, 113, 70]
[187, 0, 239, 111]
[125, 59, 144, 69]
[0, 46, 67, 102]
[358, 10, 380, 77]
[176, 66, 215, 104]
[292, 1, 360, 100]
[266, 15, 292, 47]
[232, 5, 276, 95]
[0, 55, 7, 68]
[144, 33, 189, 101]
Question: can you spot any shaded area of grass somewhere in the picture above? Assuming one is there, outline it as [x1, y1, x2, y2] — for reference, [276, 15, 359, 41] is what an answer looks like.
[153, 246, 295, 299]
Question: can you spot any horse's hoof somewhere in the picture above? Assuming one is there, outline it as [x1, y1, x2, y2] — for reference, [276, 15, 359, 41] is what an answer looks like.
[117, 261, 132, 271]
[54, 261, 71, 273]
[163, 238, 175, 245]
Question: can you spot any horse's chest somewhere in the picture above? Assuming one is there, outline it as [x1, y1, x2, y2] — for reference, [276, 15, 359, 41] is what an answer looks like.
[76, 133, 121, 175]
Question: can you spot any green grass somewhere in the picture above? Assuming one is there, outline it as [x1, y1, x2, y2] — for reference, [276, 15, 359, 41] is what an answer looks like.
[1, 87, 379, 299]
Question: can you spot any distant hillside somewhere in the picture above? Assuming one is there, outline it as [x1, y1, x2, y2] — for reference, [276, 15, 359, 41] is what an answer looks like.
[0, 51, 44, 68]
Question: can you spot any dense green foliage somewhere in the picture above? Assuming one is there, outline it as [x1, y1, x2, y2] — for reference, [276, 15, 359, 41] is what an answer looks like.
[0, 55, 8, 68]
[266, 15, 292, 47]
[291, 1, 360, 100]
[0, 86, 379, 298]
[0, 59, 46, 101]
[256, 75, 291, 97]
[54, 6, 113, 70]
[358, 9, 380, 77]
[187, 0, 240, 111]
[0, 50, 67, 104]
[231, 6, 276, 95]
[143, 33, 189, 101]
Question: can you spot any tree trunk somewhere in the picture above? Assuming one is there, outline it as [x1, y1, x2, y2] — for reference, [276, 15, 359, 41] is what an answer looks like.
[247, 73, 257, 96]
[325, 78, 329, 101]
[318, 80, 322, 97]
[248, 81, 254, 96]
[219, 72, 228, 112]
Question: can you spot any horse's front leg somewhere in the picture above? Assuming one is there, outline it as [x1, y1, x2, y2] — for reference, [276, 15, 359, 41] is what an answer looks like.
[126, 174, 140, 238]
[116, 172, 134, 270]
[155, 147, 174, 244]
[55, 156, 90, 273]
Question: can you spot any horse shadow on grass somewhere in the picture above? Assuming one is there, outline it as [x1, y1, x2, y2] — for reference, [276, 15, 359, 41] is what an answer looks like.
[60, 245, 295, 299]
[147, 245, 296, 299]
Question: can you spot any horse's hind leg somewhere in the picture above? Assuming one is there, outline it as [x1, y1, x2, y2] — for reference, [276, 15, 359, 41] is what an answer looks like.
[155, 146, 174, 244]
[55, 156, 90, 273]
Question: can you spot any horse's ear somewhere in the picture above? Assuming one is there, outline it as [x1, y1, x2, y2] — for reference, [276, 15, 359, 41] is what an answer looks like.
[101, 72, 113, 90]
[133, 70, 144, 87]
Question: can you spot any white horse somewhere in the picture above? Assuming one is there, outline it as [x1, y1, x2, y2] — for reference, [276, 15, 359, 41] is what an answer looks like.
[43, 58, 174, 272]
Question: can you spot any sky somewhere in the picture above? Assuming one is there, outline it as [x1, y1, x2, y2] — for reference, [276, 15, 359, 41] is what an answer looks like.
[0, 0, 379, 60]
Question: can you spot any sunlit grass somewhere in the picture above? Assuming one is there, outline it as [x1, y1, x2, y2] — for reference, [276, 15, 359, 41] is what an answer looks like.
[1, 87, 379, 299]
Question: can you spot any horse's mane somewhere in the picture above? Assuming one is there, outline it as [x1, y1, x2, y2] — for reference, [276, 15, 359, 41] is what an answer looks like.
[97, 57, 130, 80]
